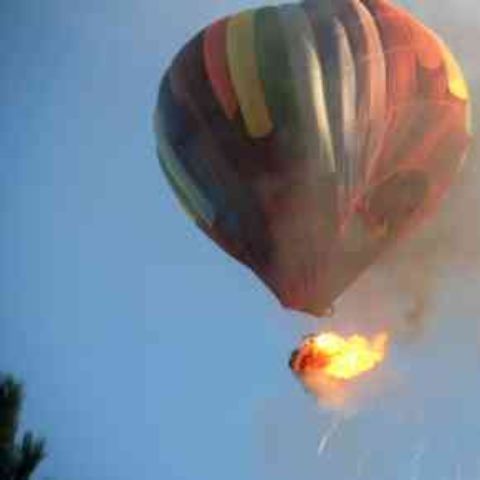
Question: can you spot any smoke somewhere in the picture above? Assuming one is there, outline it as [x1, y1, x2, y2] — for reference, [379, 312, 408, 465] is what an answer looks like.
[378, 127, 480, 340]
[377, 0, 480, 340]
[333, 150, 480, 341]
[334, 46, 480, 342]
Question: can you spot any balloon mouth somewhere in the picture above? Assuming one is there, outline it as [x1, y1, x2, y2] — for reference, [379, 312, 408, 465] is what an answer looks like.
[282, 301, 336, 320]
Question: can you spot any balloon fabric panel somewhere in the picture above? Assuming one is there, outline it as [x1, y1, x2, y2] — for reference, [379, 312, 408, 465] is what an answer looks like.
[204, 19, 239, 121]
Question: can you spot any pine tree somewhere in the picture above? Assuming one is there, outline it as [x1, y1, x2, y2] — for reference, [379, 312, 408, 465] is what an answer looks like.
[0, 375, 45, 480]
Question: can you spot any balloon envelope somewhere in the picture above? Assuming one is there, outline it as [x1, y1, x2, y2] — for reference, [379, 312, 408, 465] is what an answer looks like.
[154, 0, 471, 317]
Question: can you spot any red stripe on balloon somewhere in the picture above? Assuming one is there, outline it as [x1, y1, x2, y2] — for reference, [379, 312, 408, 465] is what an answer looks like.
[203, 19, 239, 120]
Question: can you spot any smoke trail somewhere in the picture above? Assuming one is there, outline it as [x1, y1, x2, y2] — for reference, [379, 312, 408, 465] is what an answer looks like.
[376, 124, 479, 340]
[379, 0, 480, 339]
[317, 414, 344, 456]
[335, 109, 479, 341]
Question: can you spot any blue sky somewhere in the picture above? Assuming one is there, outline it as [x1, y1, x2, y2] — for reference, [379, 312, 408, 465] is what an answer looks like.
[1, 1, 480, 479]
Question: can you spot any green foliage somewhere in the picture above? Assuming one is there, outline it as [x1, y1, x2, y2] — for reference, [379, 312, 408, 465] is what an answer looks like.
[0, 375, 45, 480]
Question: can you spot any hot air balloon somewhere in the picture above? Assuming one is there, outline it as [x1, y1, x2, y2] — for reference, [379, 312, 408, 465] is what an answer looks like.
[154, 0, 471, 317]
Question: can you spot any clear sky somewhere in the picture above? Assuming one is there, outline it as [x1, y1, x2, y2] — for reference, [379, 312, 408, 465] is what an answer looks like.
[1, 1, 479, 480]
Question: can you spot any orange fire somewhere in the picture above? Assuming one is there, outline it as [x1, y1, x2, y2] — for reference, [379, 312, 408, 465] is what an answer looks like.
[290, 331, 388, 381]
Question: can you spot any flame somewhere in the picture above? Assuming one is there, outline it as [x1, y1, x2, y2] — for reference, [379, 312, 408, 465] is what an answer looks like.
[291, 331, 388, 381]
